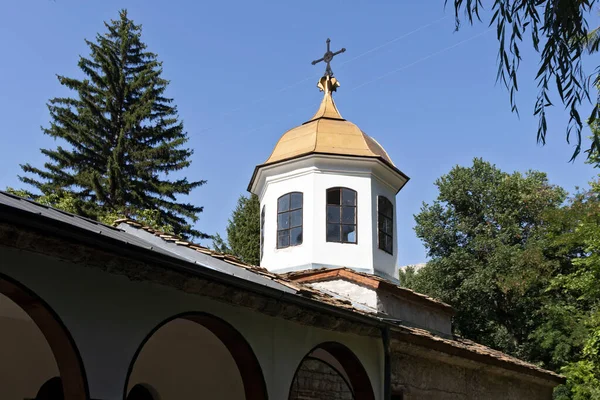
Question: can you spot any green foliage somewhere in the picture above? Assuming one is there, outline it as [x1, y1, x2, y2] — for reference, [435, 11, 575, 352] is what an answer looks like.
[398, 266, 419, 288]
[559, 313, 600, 399]
[405, 158, 600, 397]
[450, 1, 600, 160]
[18, 10, 205, 238]
[407, 158, 567, 359]
[5, 187, 175, 233]
[552, 180, 600, 398]
[212, 194, 260, 265]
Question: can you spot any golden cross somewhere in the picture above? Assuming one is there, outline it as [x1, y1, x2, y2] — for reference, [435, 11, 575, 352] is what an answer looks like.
[311, 38, 346, 77]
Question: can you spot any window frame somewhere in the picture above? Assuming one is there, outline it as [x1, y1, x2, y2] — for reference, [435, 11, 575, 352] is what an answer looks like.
[260, 205, 265, 261]
[377, 195, 394, 255]
[276, 192, 303, 249]
[326, 187, 358, 244]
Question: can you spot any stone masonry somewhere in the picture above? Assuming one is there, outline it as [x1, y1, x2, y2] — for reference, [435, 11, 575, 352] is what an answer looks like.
[289, 358, 354, 400]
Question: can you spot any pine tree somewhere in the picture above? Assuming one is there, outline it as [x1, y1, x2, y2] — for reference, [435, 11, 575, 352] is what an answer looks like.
[20, 10, 206, 238]
[213, 194, 260, 265]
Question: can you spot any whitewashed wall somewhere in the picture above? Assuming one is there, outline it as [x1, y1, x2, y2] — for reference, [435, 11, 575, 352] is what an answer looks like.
[0, 293, 59, 400]
[255, 155, 402, 278]
[0, 247, 385, 400]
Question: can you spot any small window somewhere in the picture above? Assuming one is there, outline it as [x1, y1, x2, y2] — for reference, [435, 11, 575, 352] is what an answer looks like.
[260, 205, 265, 261]
[326, 187, 357, 243]
[277, 192, 303, 248]
[378, 196, 394, 254]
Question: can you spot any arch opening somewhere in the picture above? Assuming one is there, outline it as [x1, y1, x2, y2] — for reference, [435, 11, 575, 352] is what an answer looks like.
[0, 274, 87, 400]
[124, 312, 267, 400]
[289, 342, 374, 400]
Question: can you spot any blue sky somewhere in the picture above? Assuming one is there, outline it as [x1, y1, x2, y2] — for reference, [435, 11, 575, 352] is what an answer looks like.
[0, 1, 597, 265]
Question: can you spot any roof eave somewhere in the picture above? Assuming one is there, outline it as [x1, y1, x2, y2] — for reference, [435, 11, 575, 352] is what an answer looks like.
[248, 152, 410, 194]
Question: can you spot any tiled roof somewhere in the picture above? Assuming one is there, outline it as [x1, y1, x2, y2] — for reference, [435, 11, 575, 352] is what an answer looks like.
[114, 219, 364, 313]
[113, 219, 562, 382]
[393, 324, 564, 381]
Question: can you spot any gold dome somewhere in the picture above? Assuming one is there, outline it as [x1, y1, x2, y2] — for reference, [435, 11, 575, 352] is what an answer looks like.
[262, 75, 395, 167]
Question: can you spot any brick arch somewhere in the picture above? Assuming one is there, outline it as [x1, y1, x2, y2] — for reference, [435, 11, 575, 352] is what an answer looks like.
[0, 273, 89, 400]
[289, 342, 375, 400]
[123, 312, 268, 400]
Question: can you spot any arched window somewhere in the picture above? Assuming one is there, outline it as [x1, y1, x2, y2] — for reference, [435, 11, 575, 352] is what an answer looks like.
[260, 205, 265, 261]
[378, 196, 393, 254]
[326, 187, 357, 243]
[288, 342, 375, 400]
[277, 192, 303, 248]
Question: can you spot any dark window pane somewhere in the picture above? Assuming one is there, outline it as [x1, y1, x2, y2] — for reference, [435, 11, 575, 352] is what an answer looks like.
[278, 194, 290, 212]
[326, 223, 341, 242]
[290, 227, 303, 246]
[378, 215, 385, 230]
[278, 230, 290, 248]
[383, 217, 392, 234]
[379, 196, 393, 218]
[278, 213, 289, 230]
[379, 231, 386, 250]
[290, 192, 303, 210]
[342, 188, 356, 206]
[386, 235, 393, 254]
[327, 205, 341, 223]
[342, 206, 355, 224]
[290, 209, 302, 227]
[327, 188, 341, 205]
[342, 224, 357, 243]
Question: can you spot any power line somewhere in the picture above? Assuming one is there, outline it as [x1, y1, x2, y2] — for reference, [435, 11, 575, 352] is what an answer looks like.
[198, 16, 450, 133]
[235, 28, 493, 138]
[337, 15, 450, 69]
[350, 28, 493, 91]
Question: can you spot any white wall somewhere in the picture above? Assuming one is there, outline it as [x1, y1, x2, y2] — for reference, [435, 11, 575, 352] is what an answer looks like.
[127, 318, 244, 399]
[310, 280, 377, 310]
[0, 293, 59, 400]
[371, 178, 399, 279]
[0, 247, 385, 400]
[257, 155, 400, 277]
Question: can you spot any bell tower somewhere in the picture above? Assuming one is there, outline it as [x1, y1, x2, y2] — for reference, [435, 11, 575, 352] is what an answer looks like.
[248, 40, 409, 280]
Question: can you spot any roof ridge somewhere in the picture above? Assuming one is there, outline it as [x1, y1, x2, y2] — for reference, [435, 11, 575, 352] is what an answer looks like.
[0, 190, 120, 231]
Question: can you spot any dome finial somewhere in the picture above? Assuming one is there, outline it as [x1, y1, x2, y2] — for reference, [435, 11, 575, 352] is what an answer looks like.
[307, 39, 346, 121]
[311, 38, 346, 79]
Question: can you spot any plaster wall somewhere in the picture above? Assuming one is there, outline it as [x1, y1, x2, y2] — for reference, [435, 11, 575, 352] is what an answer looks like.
[127, 318, 244, 399]
[0, 294, 59, 400]
[390, 350, 555, 400]
[310, 280, 377, 309]
[371, 178, 398, 279]
[378, 292, 452, 336]
[260, 167, 315, 271]
[309, 280, 452, 336]
[0, 246, 384, 400]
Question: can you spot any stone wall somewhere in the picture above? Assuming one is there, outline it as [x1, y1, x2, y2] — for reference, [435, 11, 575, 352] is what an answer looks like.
[391, 349, 555, 400]
[289, 358, 354, 400]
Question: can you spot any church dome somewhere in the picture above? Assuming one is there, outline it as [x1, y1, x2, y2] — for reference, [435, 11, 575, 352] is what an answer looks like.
[262, 75, 395, 168]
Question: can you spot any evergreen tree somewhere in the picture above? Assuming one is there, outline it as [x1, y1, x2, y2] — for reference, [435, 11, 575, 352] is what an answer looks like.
[20, 10, 206, 238]
[213, 194, 260, 265]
